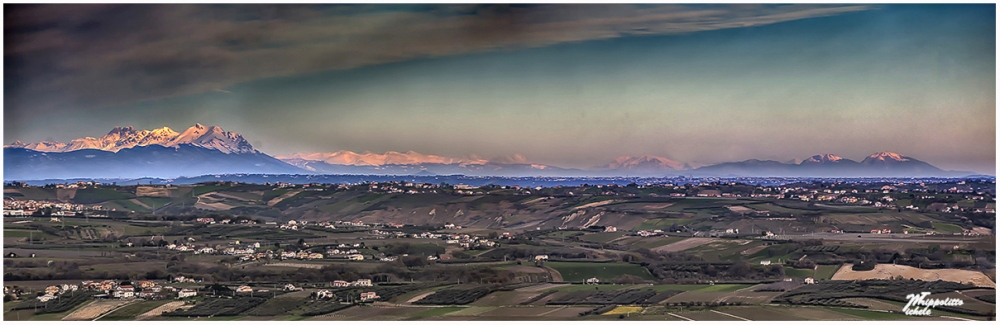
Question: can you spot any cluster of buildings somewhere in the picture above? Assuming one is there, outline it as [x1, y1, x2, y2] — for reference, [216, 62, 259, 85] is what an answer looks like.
[2, 198, 105, 216]
[366, 182, 441, 195]
[24, 279, 201, 302]
[313, 289, 379, 302]
[439, 233, 498, 249]
[193, 217, 257, 225]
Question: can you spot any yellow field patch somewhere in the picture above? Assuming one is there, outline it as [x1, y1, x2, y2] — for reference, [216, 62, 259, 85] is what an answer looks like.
[602, 306, 643, 315]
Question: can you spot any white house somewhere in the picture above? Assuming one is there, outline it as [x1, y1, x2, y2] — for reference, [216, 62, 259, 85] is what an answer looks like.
[353, 279, 373, 287]
[804, 277, 815, 284]
[760, 260, 771, 266]
[360, 292, 379, 301]
[535, 255, 549, 261]
[586, 277, 600, 284]
[315, 290, 333, 300]
[178, 289, 197, 298]
[114, 285, 135, 299]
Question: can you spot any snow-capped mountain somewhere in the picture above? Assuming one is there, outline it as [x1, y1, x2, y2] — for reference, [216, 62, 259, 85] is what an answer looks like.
[801, 154, 850, 164]
[862, 151, 910, 163]
[600, 155, 688, 171]
[4, 124, 305, 180]
[5, 124, 257, 154]
[692, 152, 965, 177]
[4, 145, 303, 180]
[278, 151, 580, 177]
[278, 150, 489, 167]
[6, 140, 68, 152]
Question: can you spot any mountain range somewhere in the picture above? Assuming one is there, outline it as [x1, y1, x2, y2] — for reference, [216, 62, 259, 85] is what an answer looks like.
[3, 125, 979, 180]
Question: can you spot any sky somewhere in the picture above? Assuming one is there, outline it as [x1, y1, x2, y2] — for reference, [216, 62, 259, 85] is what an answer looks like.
[3, 4, 996, 173]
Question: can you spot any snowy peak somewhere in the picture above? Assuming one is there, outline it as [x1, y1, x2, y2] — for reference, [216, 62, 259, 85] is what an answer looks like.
[6, 124, 258, 154]
[165, 124, 255, 154]
[602, 155, 687, 170]
[279, 150, 490, 166]
[802, 154, 846, 164]
[3, 140, 68, 152]
[863, 151, 910, 162]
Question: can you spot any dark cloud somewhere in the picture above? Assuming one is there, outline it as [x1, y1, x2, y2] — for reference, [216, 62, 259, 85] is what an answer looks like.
[4, 4, 872, 118]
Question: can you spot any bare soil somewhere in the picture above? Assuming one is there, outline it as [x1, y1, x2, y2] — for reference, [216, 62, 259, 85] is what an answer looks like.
[651, 237, 717, 253]
[831, 264, 996, 288]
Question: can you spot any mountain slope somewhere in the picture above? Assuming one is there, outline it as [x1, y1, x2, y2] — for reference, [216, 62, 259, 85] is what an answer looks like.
[279, 150, 488, 166]
[4, 145, 305, 180]
[692, 152, 967, 177]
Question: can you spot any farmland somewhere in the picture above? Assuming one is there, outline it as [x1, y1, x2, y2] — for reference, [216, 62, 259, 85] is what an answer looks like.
[2, 178, 995, 321]
[831, 264, 996, 287]
[545, 262, 655, 282]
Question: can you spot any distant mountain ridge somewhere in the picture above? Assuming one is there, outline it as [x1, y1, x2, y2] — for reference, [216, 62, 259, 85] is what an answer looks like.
[4, 145, 302, 180]
[691, 152, 971, 177]
[280, 150, 975, 178]
[3, 125, 980, 180]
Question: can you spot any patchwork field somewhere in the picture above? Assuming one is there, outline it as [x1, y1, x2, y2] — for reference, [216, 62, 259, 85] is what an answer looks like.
[322, 306, 438, 320]
[545, 262, 655, 282]
[831, 264, 996, 288]
[470, 291, 542, 306]
[137, 301, 187, 320]
[477, 306, 591, 318]
[650, 237, 717, 253]
[62, 299, 132, 321]
[100, 300, 169, 320]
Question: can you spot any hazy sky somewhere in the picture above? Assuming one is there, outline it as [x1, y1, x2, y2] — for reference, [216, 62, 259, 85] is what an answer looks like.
[4, 4, 996, 173]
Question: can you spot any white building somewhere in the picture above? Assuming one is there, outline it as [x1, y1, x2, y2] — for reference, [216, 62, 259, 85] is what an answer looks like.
[178, 289, 197, 298]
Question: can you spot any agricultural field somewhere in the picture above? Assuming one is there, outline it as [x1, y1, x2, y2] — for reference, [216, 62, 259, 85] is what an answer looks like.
[470, 291, 541, 306]
[578, 232, 626, 243]
[831, 264, 996, 288]
[650, 237, 717, 253]
[632, 218, 697, 231]
[814, 264, 842, 280]
[545, 261, 655, 282]
[931, 222, 964, 233]
[602, 306, 642, 315]
[618, 236, 686, 249]
[783, 266, 815, 278]
[62, 299, 131, 321]
[2, 179, 994, 321]
[412, 287, 493, 305]
[100, 300, 170, 320]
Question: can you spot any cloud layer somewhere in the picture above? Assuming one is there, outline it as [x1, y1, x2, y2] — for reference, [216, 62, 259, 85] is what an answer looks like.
[5, 4, 871, 113]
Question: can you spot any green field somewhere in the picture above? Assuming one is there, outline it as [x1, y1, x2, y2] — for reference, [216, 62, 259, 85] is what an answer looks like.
[408, 307, 465, 319]
[3, 230, 56, 239]
[73, 188, 135, 204]
[783, 267, 814, 278]
[629, 236, 687, 249]
[101, 301, 168, 320]
[191, 185, 234, 196]
[633, 218, 698, 231]
[814, 264, 841, 280]
[578, 232, 627, 243]
[108, 199, 150, 212]
[136, 197, 174, 209]
[931, 222, 963, 233]
[647, 284, 751, 292]
[546, 262, 655, 282]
